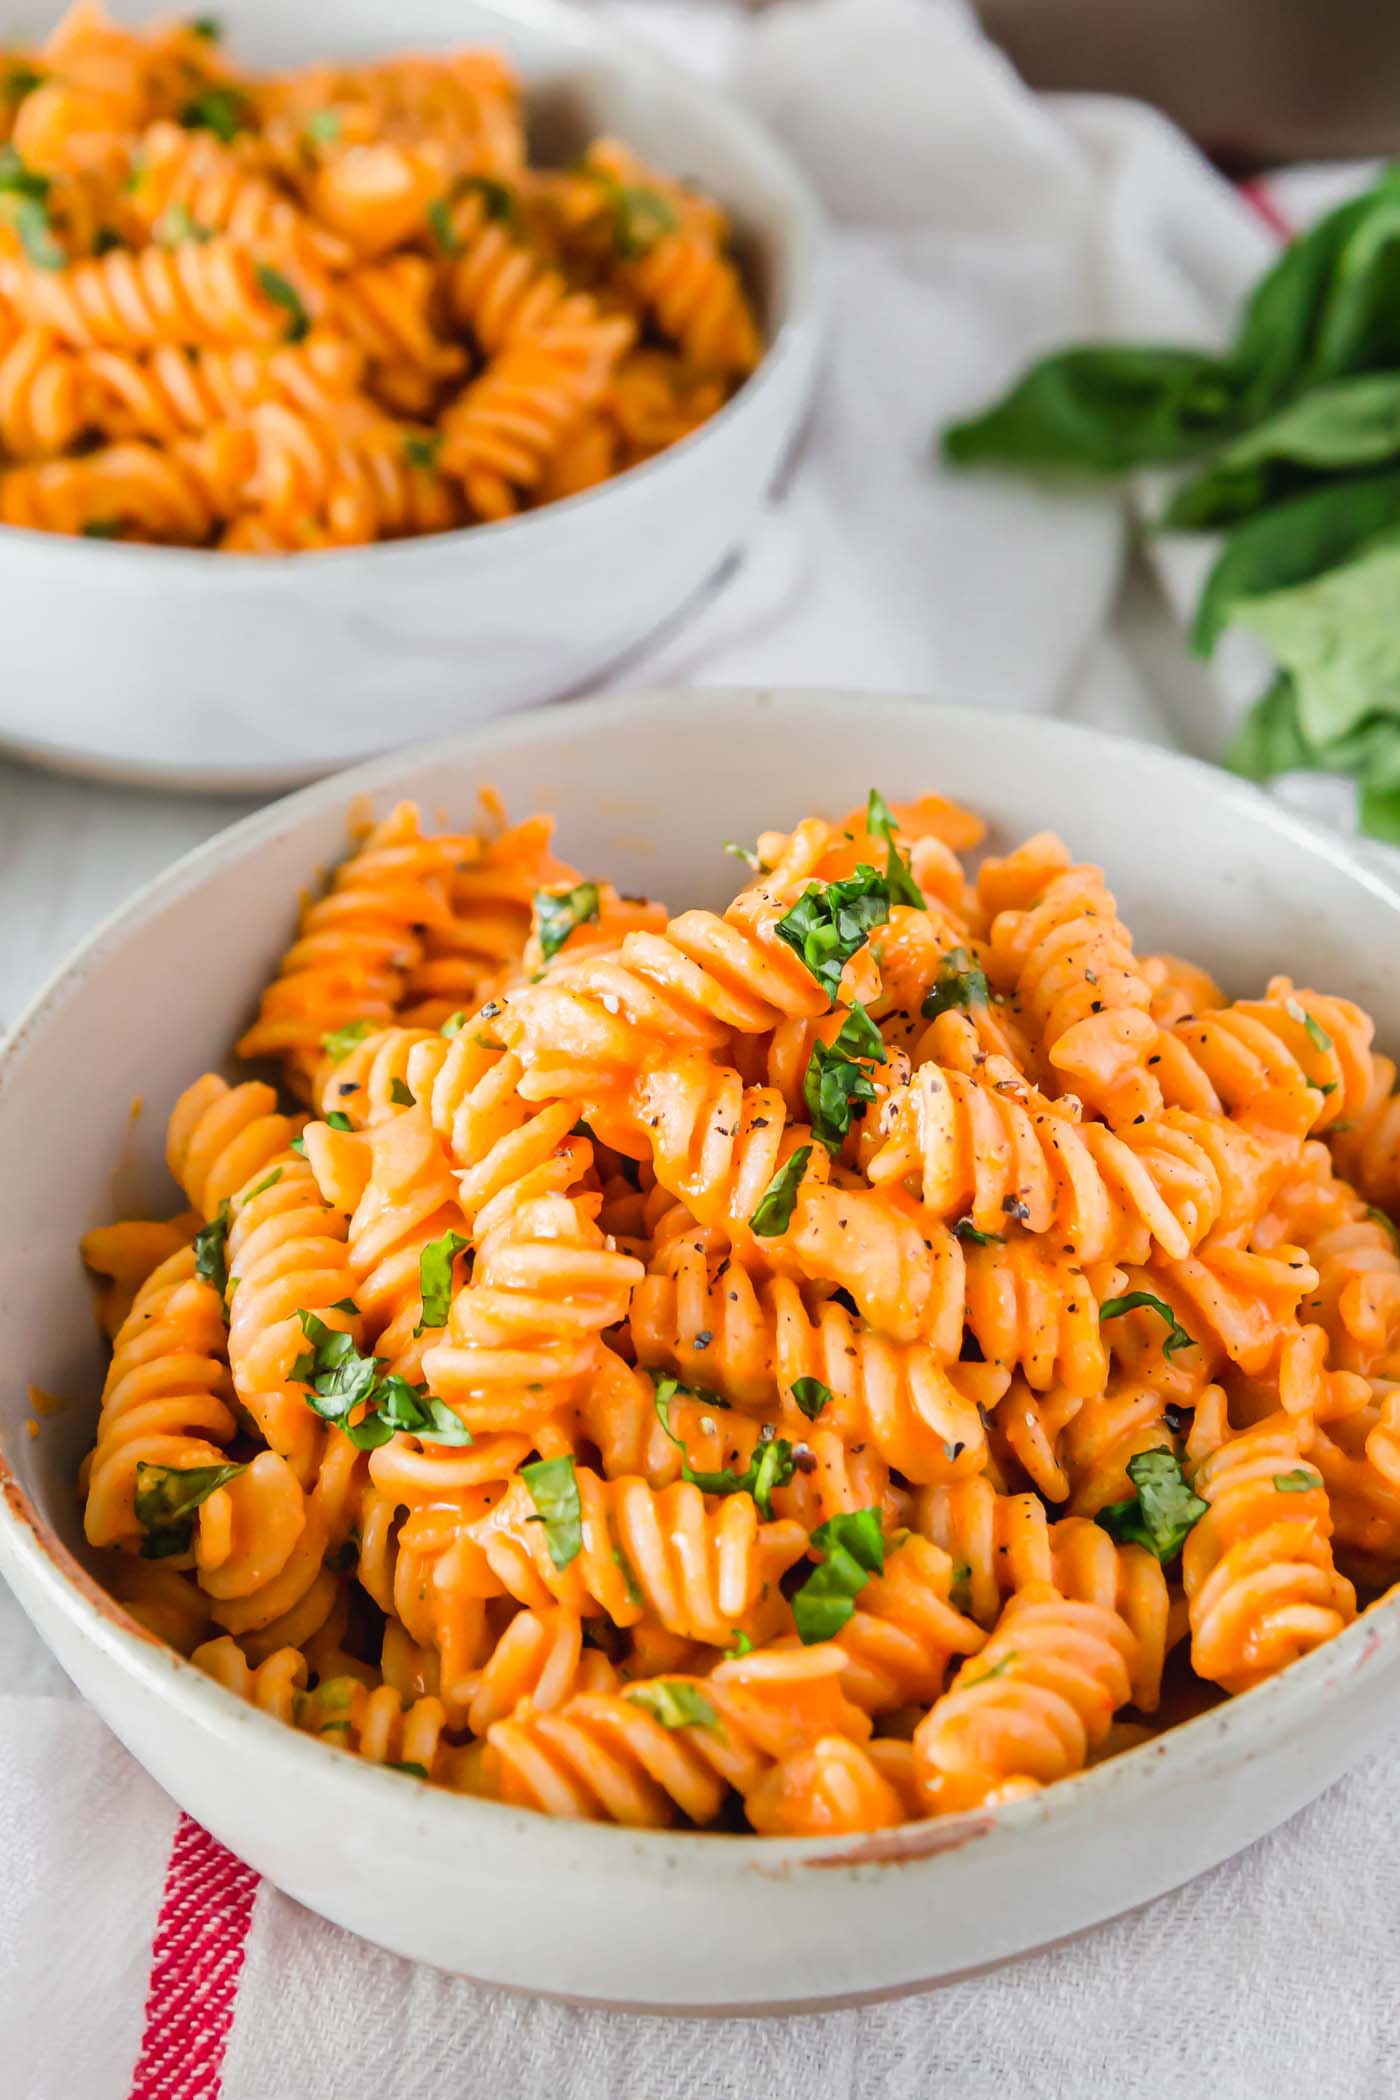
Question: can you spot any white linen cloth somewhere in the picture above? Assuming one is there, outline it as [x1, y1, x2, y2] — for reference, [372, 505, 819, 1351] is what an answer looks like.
[3, 5, 1395, 2095]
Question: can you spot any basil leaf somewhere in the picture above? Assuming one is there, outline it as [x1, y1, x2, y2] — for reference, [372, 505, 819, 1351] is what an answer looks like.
[414, 1229, 467, 1334]
[1194, 470, 1400, 655]
[134, 1459, 245, 1559]
[535, 881, 600, 963]
[81, 517, 122, 539]
[802, 1001, 883, 1153]
[920, 946, 990, 1022]
[724, 1629, 754, 1658]
[585, 167, 677, 260]
[3, 64, 44, 102]
[440, 1010, 466, 1038]
[791, 1507, 885, 1643]
[1165, 374, 1400, 534]
[521, 1455, 582, 1570]
[294, 1311, 380, 1417]
[372, 1376, 471, 1447]
[1099, 1290, 1195, 1360]
[865, 788, 925, 909]
[426, 195, 460, 253]
[179, 86, 250, 142]
[403, 433, 440, 473]
[325, 1110, 353, 1132]
[953, 1217, 1004, 1246]
[623, 1680, 720, 1732]
[389, 1077, 415, 1107]
[255, 263, 310, 342]
[193, 1200, 230, 1300]
[944, 345, 1238, 474]
[188, 14, 222, 37]
[652, 1376, 794, 1516]
[789, 1377, 833, 1421]
[1226, 675, 1316, 783]
[774, 868, 889, 998]
[304, 108, 341, 144]
[0, 145, 49, 199]
[247, 1168, 281, 1199]
[322, 1019, 372, 1063]
[1274, 1467, 1321, 1492]
[749, 1146, 812, 1237]
[155, 201, 210, 246]
[724, 839, 768, 873]
[1284, 996, 1333, 1056]
[3, 190, 63, 268]
[1096, 1447, 1207, 1564]
[387, 1759, 429, 1779]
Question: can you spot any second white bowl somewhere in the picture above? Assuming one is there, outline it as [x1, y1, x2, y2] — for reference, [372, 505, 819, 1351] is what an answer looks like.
[0, 0, 826, 790]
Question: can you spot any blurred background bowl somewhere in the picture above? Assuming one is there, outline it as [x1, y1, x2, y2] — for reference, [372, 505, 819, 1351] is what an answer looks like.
[0, 0, 827, 792]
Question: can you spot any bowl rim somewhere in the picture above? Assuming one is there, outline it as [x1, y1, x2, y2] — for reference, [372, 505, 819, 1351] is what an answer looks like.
[5, 681, 1400, 1885]
[0, 0, 830, 578]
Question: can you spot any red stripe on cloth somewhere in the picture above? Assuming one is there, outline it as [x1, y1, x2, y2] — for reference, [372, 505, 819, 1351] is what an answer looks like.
[127, 1814, 260, 2100]
[1238, 176, 1294, 243]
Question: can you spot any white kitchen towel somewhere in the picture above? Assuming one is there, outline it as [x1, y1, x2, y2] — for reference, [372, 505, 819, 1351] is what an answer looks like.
[4, 5, 1395, 2098]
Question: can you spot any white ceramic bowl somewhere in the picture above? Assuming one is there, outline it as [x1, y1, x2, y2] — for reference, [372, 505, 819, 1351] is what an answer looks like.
[0, 0, 826, 792]
[4, 688, 1400, 2013]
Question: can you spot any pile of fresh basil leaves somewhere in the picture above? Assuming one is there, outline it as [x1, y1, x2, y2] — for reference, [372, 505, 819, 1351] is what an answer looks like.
[942, 166, 1400, 840]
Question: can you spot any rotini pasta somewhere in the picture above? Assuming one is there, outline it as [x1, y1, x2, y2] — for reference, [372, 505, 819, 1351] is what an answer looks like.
[74, 782, 1400, 1840]
[0, 6, 763, 549]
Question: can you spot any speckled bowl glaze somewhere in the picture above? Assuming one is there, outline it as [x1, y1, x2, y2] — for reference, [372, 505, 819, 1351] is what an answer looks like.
[0, 0, 827, 791]
[3, 689, 1399, 2011]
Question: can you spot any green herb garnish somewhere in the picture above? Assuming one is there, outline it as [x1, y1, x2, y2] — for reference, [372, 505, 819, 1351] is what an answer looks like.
[866, 788, 925, 909]
[1099, 1290, 1196, 1360]
[1274, 1467, 1321, 1493]
[920, 947, 990, 1022]
[386, 1759, 429, 1779]
[179, 86, 250, 143]
[1284, 996, 1334, 1056]
[325, 1110, 353, 1132]
[414, 1228, 467, 1335]
[321, 1019, 372, 1063]
[291, 1310, 470, 1450]
[304, 108, 341, 145]
[652, 1376, 794, 1517]
[623, 1680, 720, 1732]
[803, 1001, 883, 1153]
[788, 1377, 833, 1421]
[403, 432, 440, 473]
[953, 1217, 1004, 1246]
[520, 1454, 582, 1570]
[749, 1146, 812, 1238]
[193, 1201, 230, 1299]
[255, 263, 310, 342]
[774, 868, 889, 999]
[535, 881, 600, 963]
[389, 1077, 415, 1107]
[1097, 1448, 1208, 1564]
[790, 1507, 885, 1643]
[134, 1459, 245, 1559]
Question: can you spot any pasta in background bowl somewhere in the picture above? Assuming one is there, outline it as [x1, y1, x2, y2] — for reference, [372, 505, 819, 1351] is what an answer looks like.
[0, 0, 825, 787]
[5, 687, 1400, 2012]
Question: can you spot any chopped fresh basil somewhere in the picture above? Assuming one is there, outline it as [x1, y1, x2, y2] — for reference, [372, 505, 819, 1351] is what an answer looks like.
[0, 144, 49, 199]
[389, 1077, 415, 1107]
[459, 173, 516, 225]
[1099, 1290, 1196, 1360]
[386, 1759, 429, 1779]
[188, 14, 222, 37]
[403, 432, 440, 473]
[791, 1507, 885, 1643]
[953, 1217, 1004, 1246]
[179, 86, 250, 143]
[255, 263, 310, 342]
[774, 867, 890, 999]
[321, 1019, 373, 1063]
[290, 1135, 306, 1155]
[1369, 1206, 1400, 1251]
[0, 165, 63, 268]
[521, 1455, 582, 1569]
[584, 167, 678, 260]
[964, 1650, 1018, 1687]
[155, 201, 210, 246]
[920, 947, 990, 1022]
[724, 1629, 754, 1658]
[803, 1001, 883, 1153]
[1284, 995, 1334, 1056]
[2, 63, 43, 101]
[624, 1680, 720, 1732]
[304, 107, 341, 145]
[291, 1310, 470, 1449]
[440, 1010, 466, 1037]
[652, 1376, 794, 1517]
[1097, 1447, 1208, 1563]
[789, 1376, 833, 1421]
[1274, 1467, 1321, 1492]
[414, 1228, 467, 1334]
[866, 788, 926, 910]
[134, 1459, 245, 1559]
[81, 517, 123, 539]
[193, 1201, 230, 1302]
[535, 881, 600, 963]
[724, 839, 769, 874]
[749, 1146, 812, 1238]
[426, 195, 461, 254]
[325, 1110, 353, 1132]
[247, 1168, 282, 1199]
